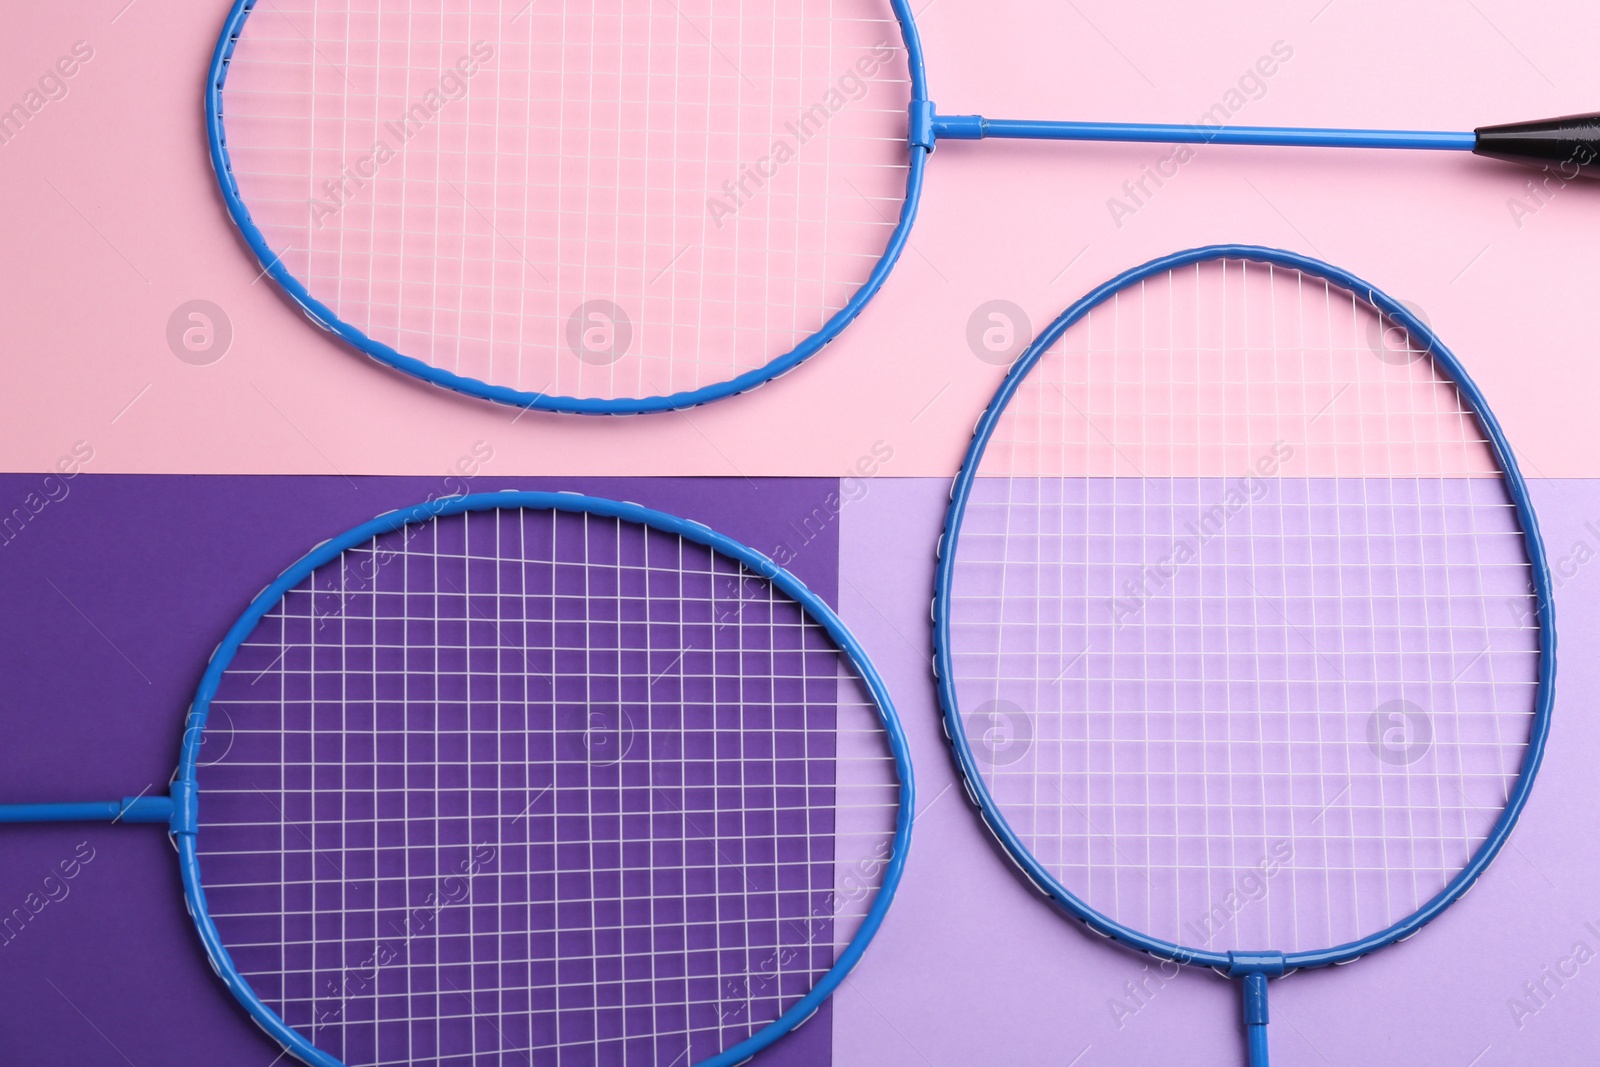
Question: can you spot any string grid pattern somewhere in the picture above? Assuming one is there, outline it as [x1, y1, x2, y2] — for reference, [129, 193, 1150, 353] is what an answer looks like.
[948, 260, 1541, 954]
[219, 0, 910, 402]
[195, 508, 900, 1066]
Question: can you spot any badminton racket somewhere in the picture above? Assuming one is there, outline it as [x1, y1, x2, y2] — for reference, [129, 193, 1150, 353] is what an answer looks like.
[204, 0, 1599, 415]
[0, 491, 913, 1067]
[932, 245, 1554, 1065]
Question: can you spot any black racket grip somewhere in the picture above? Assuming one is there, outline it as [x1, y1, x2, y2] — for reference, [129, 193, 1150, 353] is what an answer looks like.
[1474, 112, 1600, 176]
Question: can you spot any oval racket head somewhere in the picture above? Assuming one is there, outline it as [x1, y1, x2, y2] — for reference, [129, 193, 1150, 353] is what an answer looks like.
[206, 0, 925, 414]
[175, 492, 911, 1067]
[934, 246, 1554, 971]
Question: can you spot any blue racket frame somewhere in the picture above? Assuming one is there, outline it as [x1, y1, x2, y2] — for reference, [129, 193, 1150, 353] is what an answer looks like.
[206, 0, 1521, 417]
[931, 245, 1556, 1060]
[0, 491, 917, 1067]
[203, 0, 931, 416]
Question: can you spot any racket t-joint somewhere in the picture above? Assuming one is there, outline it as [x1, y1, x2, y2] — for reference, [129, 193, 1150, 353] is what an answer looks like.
[117, 795, 176, 825]
[1226, 951, 1287, 978]
[166, 780, 198, 834]
[927, 112, 986, 142]
[908, 100, 938, 151]
[1227, 953, 1285, 1067]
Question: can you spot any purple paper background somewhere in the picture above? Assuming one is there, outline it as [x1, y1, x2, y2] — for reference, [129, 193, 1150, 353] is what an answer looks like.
[0, 474, 843, 1067]
[834, 478, 1600, 1067]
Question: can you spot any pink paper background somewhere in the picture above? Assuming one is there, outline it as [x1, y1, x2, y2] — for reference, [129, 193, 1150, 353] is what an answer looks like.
[2, 0, 1597, 478]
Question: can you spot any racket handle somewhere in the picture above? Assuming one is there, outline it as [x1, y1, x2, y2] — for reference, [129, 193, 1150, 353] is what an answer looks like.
[1474, 113, 1600, 176]
[0, 796, 173, 824]
[1241, 972, 1271, 1067]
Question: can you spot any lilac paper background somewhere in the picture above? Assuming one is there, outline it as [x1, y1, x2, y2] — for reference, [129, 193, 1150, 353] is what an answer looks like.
[0, 474, 842, 1067]
[835, 478, 1600, 1067]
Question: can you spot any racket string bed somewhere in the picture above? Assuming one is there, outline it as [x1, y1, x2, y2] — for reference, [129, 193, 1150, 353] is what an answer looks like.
[935, 247, 1552, 1065]
[191, 507, 901, 1066]
[214, 0, 911, 408]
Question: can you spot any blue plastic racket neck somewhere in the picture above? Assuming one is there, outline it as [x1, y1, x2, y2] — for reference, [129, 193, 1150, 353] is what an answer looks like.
[910, 106, 1476, 151]
[0, 796, 175, 825]
[1228, 952, 1286, 1067]
[1242, 974, 1271, 1066]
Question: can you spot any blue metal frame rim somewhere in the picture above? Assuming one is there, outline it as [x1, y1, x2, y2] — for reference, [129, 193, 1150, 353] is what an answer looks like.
[931, 244, 1556, 973]
[204, 0, 931, 415]
[171, 491, 914, 1067]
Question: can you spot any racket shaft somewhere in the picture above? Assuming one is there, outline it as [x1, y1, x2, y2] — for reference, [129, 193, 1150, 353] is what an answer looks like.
[931, 115, 1475, 150]
[0, 796, 172, 824]
[931, 111, 1600, 174]
[1242, 974, 1271, 1067]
